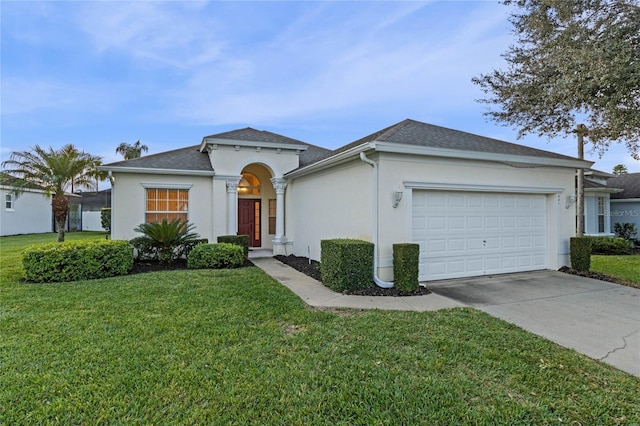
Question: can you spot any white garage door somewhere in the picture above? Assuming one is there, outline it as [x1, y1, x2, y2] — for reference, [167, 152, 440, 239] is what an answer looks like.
[412, 191, 547, 280]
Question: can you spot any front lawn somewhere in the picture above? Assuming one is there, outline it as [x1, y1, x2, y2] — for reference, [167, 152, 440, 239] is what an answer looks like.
[591, 254, 640, 286]
[1, 234, 639, 424]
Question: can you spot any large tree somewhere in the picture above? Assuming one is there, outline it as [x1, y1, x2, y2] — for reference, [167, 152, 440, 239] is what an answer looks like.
[1, 145, 103, 242]
[116, 140, 148, 160]
[473, 0, 640, 235]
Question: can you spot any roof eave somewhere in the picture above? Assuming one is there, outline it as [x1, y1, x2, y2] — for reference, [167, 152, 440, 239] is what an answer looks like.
[373, 142, 594, 169]
[201, 137, 308, 152]
[611, 197, 640, 202]
[98, 166, 215, 177]
[285, 143, 371, 178]
[585, 187, 624, 194]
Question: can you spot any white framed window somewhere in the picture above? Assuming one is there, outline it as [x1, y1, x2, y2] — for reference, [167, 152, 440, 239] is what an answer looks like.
[268, 199, 276, 234]
[145, 188, 189, 224]
[5, 193, 14, 210]
[238, 172, 261, 195]
[597, 197, 605, 233]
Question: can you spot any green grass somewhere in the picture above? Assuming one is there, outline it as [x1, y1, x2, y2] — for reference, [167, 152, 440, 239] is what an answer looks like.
[1, 234, 639, 424]
[591, 254, 640, 285]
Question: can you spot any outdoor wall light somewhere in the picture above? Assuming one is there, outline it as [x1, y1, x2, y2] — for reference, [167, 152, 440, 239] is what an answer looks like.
[392, 190, 403, 208]
[566, 195, 577, 209]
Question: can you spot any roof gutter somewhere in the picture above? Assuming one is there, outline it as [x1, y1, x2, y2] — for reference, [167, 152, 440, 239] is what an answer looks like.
[98, 166, 215, 177]
[359, 152, 394, 289]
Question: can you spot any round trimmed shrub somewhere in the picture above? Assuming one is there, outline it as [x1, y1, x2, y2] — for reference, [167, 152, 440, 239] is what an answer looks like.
[187, 243, 244, 269]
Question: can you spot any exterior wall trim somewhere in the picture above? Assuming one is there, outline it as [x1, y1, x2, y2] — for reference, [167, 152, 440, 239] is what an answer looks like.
[140, 182, 193, 189]
[374, 142, 593, 169]
[403, 181, 564, 194]
[200, 139, 308, 152]
[611, 198, 640, 203]
[101, 166, 214, 176]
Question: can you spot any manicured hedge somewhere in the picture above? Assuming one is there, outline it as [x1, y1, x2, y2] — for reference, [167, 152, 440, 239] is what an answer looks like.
[320, 239, 373, 292]
[218, 235, 250, 258]
[187, 243, 244, 269]
[586, 236, 630, 255]
[393, 243, 420, 292]
[22, 240, 133, 283]
[570, 237, 591, 272]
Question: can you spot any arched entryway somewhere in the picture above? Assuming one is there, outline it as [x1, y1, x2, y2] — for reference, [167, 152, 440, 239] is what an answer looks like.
[237, 164, 280, 249]
[237, 172, 262, 247]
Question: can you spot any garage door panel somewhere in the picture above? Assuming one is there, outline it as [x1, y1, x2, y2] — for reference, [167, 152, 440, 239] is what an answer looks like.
[413, 191, 548, 280]
[449, 238, 465, 252]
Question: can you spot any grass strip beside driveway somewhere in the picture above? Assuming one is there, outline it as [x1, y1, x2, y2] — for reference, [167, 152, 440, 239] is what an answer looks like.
[591, 255, 640, 285]
[1, 234, 639, 424]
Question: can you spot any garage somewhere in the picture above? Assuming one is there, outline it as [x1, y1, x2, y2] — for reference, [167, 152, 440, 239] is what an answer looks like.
[412, 191, 548, 280]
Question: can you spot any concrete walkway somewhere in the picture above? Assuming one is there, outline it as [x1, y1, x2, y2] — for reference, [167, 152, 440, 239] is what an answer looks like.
[253, 257, 640, 377]
[251, 257, 464, 311]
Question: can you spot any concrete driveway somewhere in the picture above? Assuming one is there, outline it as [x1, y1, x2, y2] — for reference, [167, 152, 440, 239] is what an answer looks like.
[426, 271, 640, 377]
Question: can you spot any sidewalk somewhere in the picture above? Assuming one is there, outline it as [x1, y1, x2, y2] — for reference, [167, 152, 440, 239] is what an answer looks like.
[251, 257, 464, 312]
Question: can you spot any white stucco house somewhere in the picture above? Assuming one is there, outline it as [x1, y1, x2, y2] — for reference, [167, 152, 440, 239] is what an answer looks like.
[0, 174, 52, 236]
[101, 119, 593, 282]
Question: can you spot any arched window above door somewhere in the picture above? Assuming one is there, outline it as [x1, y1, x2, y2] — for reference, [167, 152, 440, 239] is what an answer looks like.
[238, 172, 261, 195]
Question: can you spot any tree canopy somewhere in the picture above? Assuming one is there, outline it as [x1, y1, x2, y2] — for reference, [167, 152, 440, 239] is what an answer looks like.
[116, 140, 148, 160]
[1, 145, 103, 242]
[472, 0, 640, 159]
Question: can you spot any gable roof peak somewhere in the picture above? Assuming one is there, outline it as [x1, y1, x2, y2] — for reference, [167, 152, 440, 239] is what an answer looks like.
[202, 127, 309, 148]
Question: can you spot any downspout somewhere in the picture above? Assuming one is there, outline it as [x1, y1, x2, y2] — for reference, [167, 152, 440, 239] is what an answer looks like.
[360, 152, 394, 288]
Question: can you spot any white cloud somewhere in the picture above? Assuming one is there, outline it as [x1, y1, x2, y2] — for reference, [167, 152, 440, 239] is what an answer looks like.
[168, 2, 512, 127]
[75, 1, 225, 70]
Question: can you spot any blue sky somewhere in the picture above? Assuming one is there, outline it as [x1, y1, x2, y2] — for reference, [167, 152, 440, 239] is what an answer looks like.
[2, 1, 638, 175]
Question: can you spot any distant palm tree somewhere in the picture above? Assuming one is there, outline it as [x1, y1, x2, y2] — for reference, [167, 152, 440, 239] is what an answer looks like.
[1, 144, 103, 242]
[612, 164, 628, 176]
[116, 140, 148, 160]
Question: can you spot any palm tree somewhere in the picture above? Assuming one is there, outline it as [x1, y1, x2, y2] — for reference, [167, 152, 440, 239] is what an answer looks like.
[1, 144, 103, 242]
[116, 140, 148, 160]
[612, 164, 628, 176]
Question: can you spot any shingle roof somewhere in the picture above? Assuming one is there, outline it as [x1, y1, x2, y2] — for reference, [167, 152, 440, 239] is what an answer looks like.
[103, 145, 213, 171]
[103, 119, 585, 174]
[608, 173, 640, 199]
[585, 179, 609, 189]
[0, 172, 47, 190]
[333, 119, 580, 161]
[203, 127, 331, 167]
[204, 127, 308, 146]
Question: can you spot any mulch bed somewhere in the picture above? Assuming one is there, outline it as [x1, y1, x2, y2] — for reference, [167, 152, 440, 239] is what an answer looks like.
[130, 258, 254, 274]
[274, 254, 431, 297]
[558, 266, 640, 289]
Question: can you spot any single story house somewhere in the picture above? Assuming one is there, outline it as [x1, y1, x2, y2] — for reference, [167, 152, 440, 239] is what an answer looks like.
[101, 119, 592, 282]
[0, 174, 52, 236]
[607, 173, 640, 234]
[583, 170, 622, 236]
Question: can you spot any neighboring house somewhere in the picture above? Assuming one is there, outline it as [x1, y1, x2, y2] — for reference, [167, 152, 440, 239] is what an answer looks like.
[101, 119, 592, 281]
[583, 170, 622, 236]
[607, 173, 640, 234]
[79, 189, 111, 231]
[0, 174, 52, 236]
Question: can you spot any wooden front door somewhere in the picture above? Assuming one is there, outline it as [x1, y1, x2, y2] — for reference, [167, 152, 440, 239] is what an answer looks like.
[238, 199, 261, 247]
